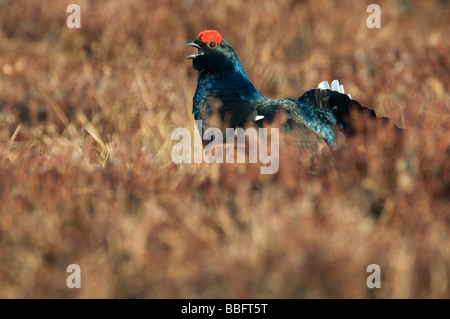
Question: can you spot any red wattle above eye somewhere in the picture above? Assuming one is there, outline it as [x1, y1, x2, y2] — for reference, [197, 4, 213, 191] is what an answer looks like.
[198, 30, 222, 44]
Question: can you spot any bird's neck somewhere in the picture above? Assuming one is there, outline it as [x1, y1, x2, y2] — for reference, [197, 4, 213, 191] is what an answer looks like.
[198, 70, 267, 108]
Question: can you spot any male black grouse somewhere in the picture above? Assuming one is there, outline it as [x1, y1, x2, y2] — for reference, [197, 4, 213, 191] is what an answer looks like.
[186, 30, 395, 153]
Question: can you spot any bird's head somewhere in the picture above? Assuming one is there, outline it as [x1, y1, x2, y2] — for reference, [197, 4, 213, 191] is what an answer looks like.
[185, 30, 241, 74]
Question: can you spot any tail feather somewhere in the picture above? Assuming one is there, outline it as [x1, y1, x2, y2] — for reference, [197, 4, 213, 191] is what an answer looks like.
[319, 80, 351, 98]
[318, 81, 330, 90]
[331, 79, 340, 92]
[298, 80, 400, 136]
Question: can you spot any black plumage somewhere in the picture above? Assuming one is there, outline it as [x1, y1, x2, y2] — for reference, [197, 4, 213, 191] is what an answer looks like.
[186, 30, 397, 152]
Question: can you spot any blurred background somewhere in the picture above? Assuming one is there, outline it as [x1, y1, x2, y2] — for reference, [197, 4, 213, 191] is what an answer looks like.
[0, 0, 448, 298]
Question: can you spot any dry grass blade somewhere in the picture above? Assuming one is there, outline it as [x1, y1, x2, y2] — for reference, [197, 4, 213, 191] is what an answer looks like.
[0, 0, 448, 299]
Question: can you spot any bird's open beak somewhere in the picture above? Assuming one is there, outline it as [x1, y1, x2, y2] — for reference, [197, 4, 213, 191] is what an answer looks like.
[185, 40, 204, 60]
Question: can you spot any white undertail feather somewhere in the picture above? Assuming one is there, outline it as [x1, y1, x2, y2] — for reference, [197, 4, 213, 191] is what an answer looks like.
[318, 81, 330, 90]
[318, 80, 352, 99]
[331, 79, 340, 92]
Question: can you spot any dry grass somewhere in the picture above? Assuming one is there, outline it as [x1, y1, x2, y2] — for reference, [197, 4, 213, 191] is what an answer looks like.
[0, 0, 449, 298]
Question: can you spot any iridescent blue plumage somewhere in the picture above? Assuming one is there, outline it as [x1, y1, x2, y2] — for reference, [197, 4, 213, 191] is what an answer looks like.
[186, 30, 390, 151]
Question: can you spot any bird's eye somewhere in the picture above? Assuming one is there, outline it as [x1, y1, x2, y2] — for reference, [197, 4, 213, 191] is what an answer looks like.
[208, 42, 216, 48]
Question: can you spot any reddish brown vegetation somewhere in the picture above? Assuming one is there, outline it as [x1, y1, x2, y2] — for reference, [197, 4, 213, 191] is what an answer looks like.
[0, 0, 448, 298]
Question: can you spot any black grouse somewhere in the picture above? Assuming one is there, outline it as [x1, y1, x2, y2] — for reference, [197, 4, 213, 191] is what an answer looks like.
[186, 30, 396, 153]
